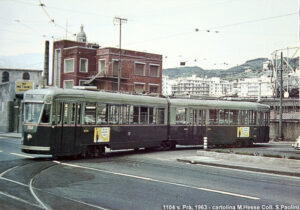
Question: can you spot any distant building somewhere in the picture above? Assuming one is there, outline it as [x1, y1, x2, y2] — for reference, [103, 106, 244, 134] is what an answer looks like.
[0, 68, 42, 132]
[171, 75, 209, 96]
[52, 26, 163, 95]
[168, 75, 233, 97]
[162, 76, 176, 96]
[238, 75, 273, 98]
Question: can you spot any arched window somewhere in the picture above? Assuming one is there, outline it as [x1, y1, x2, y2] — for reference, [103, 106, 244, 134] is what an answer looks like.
[23, 72, 30, 80]
[2, 71, 9, 82]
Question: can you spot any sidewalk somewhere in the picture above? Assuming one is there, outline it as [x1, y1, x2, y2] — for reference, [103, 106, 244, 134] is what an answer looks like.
[0, 132, 22, 139]
[177, 150, 300, 177]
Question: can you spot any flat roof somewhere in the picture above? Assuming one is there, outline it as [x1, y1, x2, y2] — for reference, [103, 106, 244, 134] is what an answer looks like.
[0, 68, 43, 72]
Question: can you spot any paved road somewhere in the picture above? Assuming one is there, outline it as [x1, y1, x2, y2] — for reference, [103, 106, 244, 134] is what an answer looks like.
[1, 137, 300, 209]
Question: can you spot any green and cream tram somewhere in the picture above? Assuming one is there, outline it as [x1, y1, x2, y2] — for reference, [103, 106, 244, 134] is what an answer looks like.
[21, 88, 270, 157]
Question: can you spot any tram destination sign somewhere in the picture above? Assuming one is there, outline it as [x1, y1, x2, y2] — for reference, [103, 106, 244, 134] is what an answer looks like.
[15, 80, 33, 94]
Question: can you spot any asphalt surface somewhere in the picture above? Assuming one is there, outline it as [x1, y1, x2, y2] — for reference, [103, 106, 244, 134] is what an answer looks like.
[1, 136, 300, 209]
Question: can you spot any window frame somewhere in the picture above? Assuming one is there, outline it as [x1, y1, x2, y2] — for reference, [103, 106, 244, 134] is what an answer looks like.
[134, 82, 146, 94]
[64, 58, 75, 73]
[98, 59, 106, 74]
[79, 58, 88, 73]
[2, 71, 9, 82]
[23, 72, 30, 80]
[63, 80, 74, 89]
[134, 62, 146, 76]
[149, 64, 160, 77]
[112, 59, 119, 77]
[149, 84, 160, 94]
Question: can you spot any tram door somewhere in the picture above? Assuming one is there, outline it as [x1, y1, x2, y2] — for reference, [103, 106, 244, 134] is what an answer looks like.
[190, 109, 205, 144]
[54, 101, 82, 155]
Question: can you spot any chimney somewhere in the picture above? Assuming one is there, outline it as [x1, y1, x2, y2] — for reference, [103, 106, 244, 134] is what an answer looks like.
[43, 40, 49, 87]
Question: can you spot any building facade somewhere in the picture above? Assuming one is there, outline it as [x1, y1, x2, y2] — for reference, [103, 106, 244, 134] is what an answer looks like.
[52, 31, 162, 95]
[237, 76, 273, 98]
[170, 75, 210, 96]
[168, 75, 233, 97]
[0, 68, 43, 132]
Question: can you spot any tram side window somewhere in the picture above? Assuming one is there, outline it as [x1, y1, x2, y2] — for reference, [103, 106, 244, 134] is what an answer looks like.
[63, 103, 69, 124]
[189, 109, 194, 125]
[128, 106, 134, 124]
[157, 108, 165, 124]
[176, 108, 186, 124]
[140, 107, 149, 124]
[109, 105, 119, 124]
[56, 103, 62, 124]
[258, 112, 264, 125]
[219, 110, 229, 125]
[149, 107, 154, 124]
[239, 110, 249, 125]
[77, 104, 81, 124]
[209, 109, 218, 125]
[249, 111, 257, 125]
[85, 103, 96, 124]
[71, 103, 76, 124]
[96, 103, 107, 124]
[264, 112, 270, 125]
[41, 104, 51, 123]
[132, 106, 139, 124]
[200, 110, 206, 125]
[120, 105, 129, 124]
[229, 110, 239, 125]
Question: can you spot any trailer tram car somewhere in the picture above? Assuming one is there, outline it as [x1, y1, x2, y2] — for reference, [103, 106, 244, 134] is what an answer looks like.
[21, 88, 270, 157]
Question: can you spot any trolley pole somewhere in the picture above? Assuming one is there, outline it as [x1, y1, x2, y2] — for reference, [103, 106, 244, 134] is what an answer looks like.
[114, 17, 127, 92]
[279, 52, 283, 140]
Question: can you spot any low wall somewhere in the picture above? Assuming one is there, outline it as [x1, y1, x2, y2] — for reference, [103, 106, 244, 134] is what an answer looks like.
[270, 121, 300, 141]
[0, 101, 13, 132]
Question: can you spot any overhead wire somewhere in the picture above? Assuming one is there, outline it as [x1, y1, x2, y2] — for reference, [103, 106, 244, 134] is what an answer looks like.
[37, 0, 76, 38]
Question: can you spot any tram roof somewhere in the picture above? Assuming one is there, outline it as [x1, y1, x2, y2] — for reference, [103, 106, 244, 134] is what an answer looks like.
[169, 98, 270, 111]
[24, 88, 168, 106]
[24, 88, 270, 111]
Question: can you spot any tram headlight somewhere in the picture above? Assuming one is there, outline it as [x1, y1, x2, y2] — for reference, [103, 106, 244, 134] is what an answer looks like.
[27, 134, 32, 140]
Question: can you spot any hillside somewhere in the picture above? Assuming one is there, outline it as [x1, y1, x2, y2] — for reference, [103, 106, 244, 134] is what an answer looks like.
[163, 58, 269, 80]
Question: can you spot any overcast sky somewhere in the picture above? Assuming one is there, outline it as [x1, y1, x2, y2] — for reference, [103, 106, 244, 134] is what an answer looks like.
[0, 0, 298, 69]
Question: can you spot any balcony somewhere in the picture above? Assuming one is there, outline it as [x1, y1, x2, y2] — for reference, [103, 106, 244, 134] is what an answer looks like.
[93, 71, 129, 80]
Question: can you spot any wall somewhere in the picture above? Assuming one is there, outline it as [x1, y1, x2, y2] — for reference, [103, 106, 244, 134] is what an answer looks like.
[0, 68, 42, 132]
[270, 121, 300, 141]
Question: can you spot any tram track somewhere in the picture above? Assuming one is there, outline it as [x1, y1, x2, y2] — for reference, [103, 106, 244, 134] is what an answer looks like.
[0, 159, 111, 209]
[80, 150, 300, 188]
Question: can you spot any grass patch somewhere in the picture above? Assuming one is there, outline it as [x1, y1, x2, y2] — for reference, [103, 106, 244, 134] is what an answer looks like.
[214, 149, 231, 154]
[262, 154, 283, 158]
[235, 151, 255, 156]
[288, 156, 300, 160]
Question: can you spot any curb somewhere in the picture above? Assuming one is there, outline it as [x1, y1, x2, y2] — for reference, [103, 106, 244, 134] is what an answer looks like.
[177, 158, 300, 177]
[0, 133, 22, 139]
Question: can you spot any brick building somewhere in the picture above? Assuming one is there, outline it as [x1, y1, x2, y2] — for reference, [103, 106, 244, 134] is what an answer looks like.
[52, 27, 162, 94]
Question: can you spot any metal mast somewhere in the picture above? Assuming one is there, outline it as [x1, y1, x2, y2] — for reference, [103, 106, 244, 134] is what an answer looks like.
[114, 17, 127, 92]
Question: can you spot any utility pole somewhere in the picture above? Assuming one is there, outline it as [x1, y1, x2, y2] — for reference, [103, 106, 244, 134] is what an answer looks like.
[114, 17, 127, 92]
[279, 52, 283, 140]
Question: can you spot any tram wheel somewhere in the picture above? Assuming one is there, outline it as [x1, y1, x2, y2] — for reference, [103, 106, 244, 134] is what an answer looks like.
[247, 139, 254, 147]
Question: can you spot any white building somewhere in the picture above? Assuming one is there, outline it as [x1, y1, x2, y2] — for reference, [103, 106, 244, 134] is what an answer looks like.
[238, 75, 273, 98]
[162, 76, 176, 96]
[170, 75, 210, 96]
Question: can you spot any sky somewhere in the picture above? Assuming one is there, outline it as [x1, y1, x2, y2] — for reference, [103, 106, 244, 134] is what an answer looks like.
[0, 0, 298, 70]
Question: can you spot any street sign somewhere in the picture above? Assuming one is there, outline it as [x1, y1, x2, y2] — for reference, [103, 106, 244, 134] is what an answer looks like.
[15, 81, 33, 94]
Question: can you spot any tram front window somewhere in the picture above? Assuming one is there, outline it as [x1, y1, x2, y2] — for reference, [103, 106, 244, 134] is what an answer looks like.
[24, 103, 43, 123]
